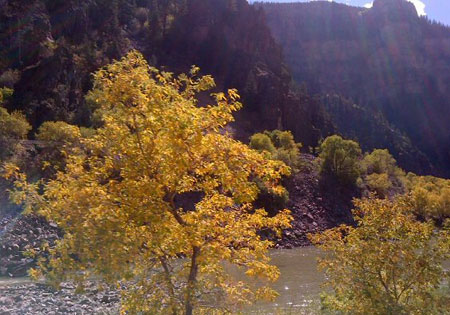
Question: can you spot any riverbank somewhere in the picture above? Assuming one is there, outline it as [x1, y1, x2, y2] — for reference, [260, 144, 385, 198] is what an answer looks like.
[0, 280, 120, 314]
[0, 214, 60, 277]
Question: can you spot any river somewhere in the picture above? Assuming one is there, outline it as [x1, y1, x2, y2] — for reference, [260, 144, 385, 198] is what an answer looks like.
[2, 246, 449, 314]
[0, 247, 324, 314]
[245, 247, 324, 314]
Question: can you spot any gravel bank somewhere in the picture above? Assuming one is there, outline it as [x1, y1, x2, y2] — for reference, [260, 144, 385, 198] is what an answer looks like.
[0, 280, 120, 315]
[1, 214, 60, 277]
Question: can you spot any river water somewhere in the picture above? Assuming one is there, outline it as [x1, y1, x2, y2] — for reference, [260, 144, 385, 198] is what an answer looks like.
[246, 247, 324, 314]
[0, 247, 324, 314]
[2, 246, 448, 314]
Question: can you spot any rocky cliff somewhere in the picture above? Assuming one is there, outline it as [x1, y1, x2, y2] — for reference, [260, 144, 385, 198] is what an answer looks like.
[0, 0, 333, 149]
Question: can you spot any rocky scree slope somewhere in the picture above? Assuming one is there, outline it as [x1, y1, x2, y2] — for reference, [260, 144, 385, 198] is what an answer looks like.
[278, 154, 355, 248]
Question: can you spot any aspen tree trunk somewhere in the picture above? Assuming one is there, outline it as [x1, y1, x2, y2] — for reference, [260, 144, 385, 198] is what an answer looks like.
[185, 246, 200, 315]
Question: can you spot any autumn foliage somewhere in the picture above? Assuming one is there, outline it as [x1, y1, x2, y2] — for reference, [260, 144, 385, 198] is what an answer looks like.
[310, 197, 450, 314]
[406, 174, 450, 222]
[4, 51, 291, 314]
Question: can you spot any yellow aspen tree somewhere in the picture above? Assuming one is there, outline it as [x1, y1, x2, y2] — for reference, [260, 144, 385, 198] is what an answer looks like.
[5, 51, 291, 314]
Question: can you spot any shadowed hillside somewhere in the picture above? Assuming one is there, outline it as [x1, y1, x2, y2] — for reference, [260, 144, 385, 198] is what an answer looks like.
[0, 0, 333, 149]
[258, 0, 450, 177]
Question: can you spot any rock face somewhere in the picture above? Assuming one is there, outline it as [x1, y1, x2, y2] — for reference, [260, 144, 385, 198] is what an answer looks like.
[259, 0, 450, 177]
[372, 0, 418, 21]
[0, 0, 131, 127]
[320, 93, 431, 172]
[146, 0, 335, 147]
[0, 0, 333, 148]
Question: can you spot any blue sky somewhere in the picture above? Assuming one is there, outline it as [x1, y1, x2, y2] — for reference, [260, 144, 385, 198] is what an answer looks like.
[249, 0, 450, 26]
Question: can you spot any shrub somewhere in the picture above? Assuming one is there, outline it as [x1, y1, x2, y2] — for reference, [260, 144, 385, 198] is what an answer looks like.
[0, 87, 13, 104]
[366, 173, 392, 197]
[310, 197, 450, 314]
[249, 133, 276, 155]
[361, 149, 406, 197]
[361, 149, 397, 175]
[250, 130, 300, 211]
[0, 105, 31, 161]
[250, 130, 301, 170]
[36, 121, 81, 144]
[406, 174, 450, 222]
[0, 107, 30, 140]
[318, 135, 361, 185]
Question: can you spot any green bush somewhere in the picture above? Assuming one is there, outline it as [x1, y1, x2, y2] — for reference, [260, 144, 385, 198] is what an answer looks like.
[366, 173, 392, 197]
[250, 130, 301, 170]
[0, 105, 31, 161]
[249, 133, 276, 155]
[0, 107, 30, 140]
[250, 130, 300, 212]
[361, 149, 406, 197]
[406, 174, 450, 222]
[0, 87, 13, 104]
[361, 149, 397, 175]
[318, 135, 361, 185]
[36, 121, 81, 144]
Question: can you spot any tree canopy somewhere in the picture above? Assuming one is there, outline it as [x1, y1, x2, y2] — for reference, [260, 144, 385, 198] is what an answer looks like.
[318, 135, 362, 185]
[406, 174, 450, 222]
[4, 51, 291, 314]
[360, 149, 406, 198]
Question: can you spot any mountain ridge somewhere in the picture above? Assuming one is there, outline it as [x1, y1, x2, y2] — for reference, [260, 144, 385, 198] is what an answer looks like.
[257, 0, 450, 177]
[1, 0, 449, 176]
